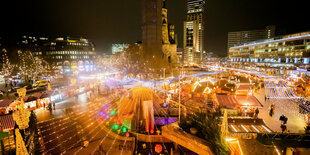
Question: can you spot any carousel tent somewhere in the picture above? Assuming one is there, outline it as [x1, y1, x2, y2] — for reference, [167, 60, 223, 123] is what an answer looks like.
[117, 87, 162, 133]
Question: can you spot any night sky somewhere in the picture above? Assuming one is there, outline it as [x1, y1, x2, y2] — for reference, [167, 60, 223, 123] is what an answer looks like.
[0, 0, 309, 57]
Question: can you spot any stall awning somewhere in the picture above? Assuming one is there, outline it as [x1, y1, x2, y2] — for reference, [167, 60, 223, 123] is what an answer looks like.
[216, 95, 262, 108]
[0, 99, 14, 108]
[216, 95, 238, 109]
[236, 95, 262, 108]
[33, 92, 42, 99]
[0, 114, 15, 132]
[237, 85, 251, 91]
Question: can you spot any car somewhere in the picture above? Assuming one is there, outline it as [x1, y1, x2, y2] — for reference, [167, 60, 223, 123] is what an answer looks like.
[0, 90, 4, 98]
[8, 87, 20, 93]
[24, 85, 33, 90]
[33, 80, 49, 87]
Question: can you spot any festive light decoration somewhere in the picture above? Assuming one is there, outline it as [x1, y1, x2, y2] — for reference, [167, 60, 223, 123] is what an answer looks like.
[155, 144, 163, 153]
[17, 50, 49, 81]
[0, 49, 14, 76]
[13, 104, 31, 130]
[13, 88, 30, 130]
[44, 97, 116, 154]
[113, 124, 119, 130]
[221, 109, 228, 137]
[15, 129, 29, 155]
[121, 127, 128, 133]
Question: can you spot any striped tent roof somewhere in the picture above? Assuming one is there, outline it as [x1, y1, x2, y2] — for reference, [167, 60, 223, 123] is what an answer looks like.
[237, 85, 251, 91]
[0, 114, 15, 132]
[216, 95, 262, 109]
[0, 99, 14, 108]
[32, 92, 42, 99]
[216, 95, 238, 109]
[236, 95, 262, 108]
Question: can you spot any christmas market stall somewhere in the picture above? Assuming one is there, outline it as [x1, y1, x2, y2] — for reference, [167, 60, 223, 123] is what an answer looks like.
[215, 95, 262, 116]
[0, 99, 14, 115]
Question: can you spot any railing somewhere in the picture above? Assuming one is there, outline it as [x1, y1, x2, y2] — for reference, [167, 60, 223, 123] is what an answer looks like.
[162, 123, 214, 155]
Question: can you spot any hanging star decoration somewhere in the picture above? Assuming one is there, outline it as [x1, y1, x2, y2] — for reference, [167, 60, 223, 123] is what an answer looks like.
[13, 88, 30, 130]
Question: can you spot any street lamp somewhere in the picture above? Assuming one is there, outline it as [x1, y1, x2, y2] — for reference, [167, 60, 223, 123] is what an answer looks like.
[178, 65, 183, 121]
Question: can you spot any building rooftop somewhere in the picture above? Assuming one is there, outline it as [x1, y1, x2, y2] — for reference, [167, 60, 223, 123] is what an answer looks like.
[231, 31, 310, 49]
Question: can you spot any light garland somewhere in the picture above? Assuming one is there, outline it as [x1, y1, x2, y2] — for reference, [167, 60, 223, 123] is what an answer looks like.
[13, 99, 30, 130]
[15, 129, 29, 155]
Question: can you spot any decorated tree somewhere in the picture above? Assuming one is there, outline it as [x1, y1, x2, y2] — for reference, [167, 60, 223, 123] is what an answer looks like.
[0, 49, 14, 76]
[17, 50, 49, 81]
[109, 44, 170, 80]
[179, 111, 228, 155]
[28, 111, 41, 155]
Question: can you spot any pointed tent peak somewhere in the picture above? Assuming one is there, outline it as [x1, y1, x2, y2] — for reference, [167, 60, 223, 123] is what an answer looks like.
[221, 109, 228, 137]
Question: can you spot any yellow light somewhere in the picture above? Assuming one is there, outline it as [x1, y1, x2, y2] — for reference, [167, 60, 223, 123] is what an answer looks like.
[225, 138, 237, 142]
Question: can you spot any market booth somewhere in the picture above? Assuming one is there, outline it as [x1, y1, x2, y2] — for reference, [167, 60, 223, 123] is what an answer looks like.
[7, 91, 59, 112]
[216, 95, 262, 116]
[0, 99, 14, 115]
[0, 100, 16, 152]
[236, 84, 252, 95]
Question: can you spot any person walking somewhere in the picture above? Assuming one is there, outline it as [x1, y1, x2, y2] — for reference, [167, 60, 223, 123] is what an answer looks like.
[281, 124, 287, 133]
[254, 108, 259, 119]
[53, 101, 56, 110]
[269, 105, 274, 117]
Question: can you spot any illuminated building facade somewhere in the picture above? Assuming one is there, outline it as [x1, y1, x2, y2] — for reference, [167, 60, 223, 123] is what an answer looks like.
[18, 36, 96, 73]
[183, 0, 206, 64]
[112, 43, 129, 55]
[227, 25, 286, 54]
[229, 32, 310, 67]
[162, 0, 177, 64]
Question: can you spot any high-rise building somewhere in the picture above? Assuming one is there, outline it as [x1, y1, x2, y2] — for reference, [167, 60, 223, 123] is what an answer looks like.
[183, 0, 206, 64]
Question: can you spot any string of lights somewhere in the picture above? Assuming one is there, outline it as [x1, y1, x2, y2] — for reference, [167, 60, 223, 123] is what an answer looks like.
[42, 96, 117, 153]
[71, 94, 131, 154]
